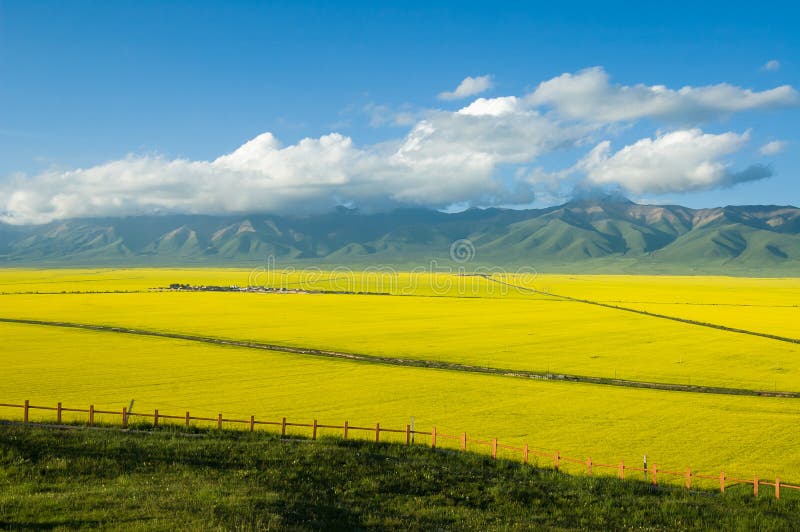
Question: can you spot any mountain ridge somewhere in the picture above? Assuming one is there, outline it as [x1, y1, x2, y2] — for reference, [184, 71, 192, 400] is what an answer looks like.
[1, 200, 798, 273]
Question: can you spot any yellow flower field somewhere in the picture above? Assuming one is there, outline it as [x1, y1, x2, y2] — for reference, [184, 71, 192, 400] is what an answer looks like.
[2, 321, 799, 486]
[0, 269, 798, 391]
[1, 268, 799, 487]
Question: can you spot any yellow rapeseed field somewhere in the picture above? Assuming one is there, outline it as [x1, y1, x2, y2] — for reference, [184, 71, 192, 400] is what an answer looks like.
[0, 269, 798, 391]
[1, 268, 798, 485]
[2, 321, 799, 486]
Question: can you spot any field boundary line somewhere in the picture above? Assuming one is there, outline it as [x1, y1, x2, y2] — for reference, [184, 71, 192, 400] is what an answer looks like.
[1, 316, 799, 398]
[483, 276, 800, 345]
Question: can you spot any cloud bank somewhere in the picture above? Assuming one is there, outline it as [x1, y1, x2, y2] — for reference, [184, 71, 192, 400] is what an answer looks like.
[1, 67, 796, 224]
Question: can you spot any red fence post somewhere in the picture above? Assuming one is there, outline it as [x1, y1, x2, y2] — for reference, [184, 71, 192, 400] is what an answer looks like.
[492, 439, 498, 459]
[23, 400, 29, 423]
[523, 443, 529, 465]
[775, 478, 780, 500]
[754, 474, 759, 497]
[685, 468, 691, 490]
[375, 423, 380, 443]
[554, 450, 560, 471]
[586, 457, 592, 476]
[462, 432, 467, 452]
[619, 461, 624, 479]
[720, 472, 726, 493]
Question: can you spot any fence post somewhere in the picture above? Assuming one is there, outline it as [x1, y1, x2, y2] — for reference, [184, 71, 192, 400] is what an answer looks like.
[89, 405, 95, 427]
[218, 413, 223, 430]
[343, 420, 349, 440]
[651, 464, 658, 486]
[619, 461, 624, 479]
[462, 432, 467, 452]
[686, 467, 691, 490]
[312, 420, 318, 440]
[280, 417, 286, 437]
[153, 409, 159, 428]
[754, 474, 759, 497]
[57, 402, 62, 424]
[431, 427, 437, 449]
[720, 472, 726, 493]
[586, 457, 592, 476]
[249, 415, 255, 432]
[523, 443, 529, 465]
[554, 450, 560, 471]
[775, 478, 780, 500]
[23, 400, 29, 423]
[122, 407, 127, 429]
[185, 411, 190, 428]
[406, 424, 411, 445]
[492, 438, 498, 459]
[375, 423, 380, 443]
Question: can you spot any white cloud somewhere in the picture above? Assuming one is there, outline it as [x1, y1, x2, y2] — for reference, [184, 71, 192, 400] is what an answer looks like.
[458, 96, 520, 116]
[762, 59, 781, 72]
[438, 75, 494, 100]
[1, 67, 793, 224]
[580, 129, 771, 194]
[0, 110, 593, 224]
[760, 140, 787, 155]
[528, 67, 798, 123]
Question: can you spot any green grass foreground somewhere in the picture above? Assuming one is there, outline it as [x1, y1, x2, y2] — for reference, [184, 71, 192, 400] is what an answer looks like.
[1, 424, 798, 530]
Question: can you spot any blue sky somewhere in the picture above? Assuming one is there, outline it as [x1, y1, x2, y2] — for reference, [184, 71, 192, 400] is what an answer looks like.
[0, 1, 797, 223]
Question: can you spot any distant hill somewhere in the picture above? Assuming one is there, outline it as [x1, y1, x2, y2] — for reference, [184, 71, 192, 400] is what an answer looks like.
[1, 199, 799, 274]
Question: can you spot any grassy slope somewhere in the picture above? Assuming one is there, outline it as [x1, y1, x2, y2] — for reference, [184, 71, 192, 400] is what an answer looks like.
[1, 424, 798, 531]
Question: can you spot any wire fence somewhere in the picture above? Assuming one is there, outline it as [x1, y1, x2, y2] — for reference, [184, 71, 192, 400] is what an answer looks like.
[1, 399, 796, 500]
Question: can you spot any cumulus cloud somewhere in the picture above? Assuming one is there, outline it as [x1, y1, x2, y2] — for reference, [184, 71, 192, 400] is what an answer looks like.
[0, 110, 593, 224]
[528, 67, 798, 123]
[762, 59, 781, 72]
[580, 129, 771, 194]
[760, 140, 787, 155]
[458, 96, 520, 116]
[1, 67, 794, 224]
[438, 75, 494, 100]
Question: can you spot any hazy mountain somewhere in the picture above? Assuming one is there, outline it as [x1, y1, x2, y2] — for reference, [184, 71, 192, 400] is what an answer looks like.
[1, 199, 798, 274]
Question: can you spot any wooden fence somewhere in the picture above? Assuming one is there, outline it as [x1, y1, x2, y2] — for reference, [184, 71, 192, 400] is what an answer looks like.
[1, 399, 796, 500]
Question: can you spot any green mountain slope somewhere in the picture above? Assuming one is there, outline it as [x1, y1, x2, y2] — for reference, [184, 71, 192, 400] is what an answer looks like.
[0, 199, 798, 273]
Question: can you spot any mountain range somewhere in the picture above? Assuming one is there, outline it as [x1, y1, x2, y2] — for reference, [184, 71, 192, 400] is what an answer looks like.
[1, 198, 798, 274]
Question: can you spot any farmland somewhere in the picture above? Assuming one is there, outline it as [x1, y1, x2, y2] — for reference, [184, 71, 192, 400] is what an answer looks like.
[1, 269, 798, 391]
[1, 268, 799, 486]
